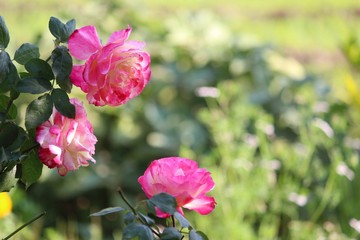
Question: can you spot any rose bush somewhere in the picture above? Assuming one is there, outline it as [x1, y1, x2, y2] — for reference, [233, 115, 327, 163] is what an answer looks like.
[68, 25, 151, 106]
[138, 157, 216, 218]
[36, 98, 97, 176]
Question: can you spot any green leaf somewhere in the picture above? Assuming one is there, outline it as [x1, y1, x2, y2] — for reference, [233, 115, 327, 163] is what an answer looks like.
[189, 230, 208, 240]
[25, 58, 54, 81]
[0, 95, 17, 120]
[160, 227, 182, 240]
[25, 94, 53, 130]
[51, 46, 73, 93]
[0, 16, 10, 49]
[6, 126, 26, 151]
[138, 212, 155, 226]
[0, 167, 17, 192]
[14, 43, 40, 65]
[21, 151, 43, 189]
[149, 193, 177, 215]
[174, 212, 191, 228]
[0, 50, 10, 83]
[90, 207, 125, 217]
[123, 223, 154, 240]
[0, 51, 18, 92]
[16, 76, 52, 94]
[65, 19, 76, 40]
[49, 17, 76, 43]
[51, 88, 75, 118]
[123, 212, 136, 225]
[0, 122, 19, 148]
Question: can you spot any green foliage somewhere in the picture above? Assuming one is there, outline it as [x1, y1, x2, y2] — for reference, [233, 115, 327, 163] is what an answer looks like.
[25, 94, 53, 130]
[149, 193, 177, 215]
[49, 17, 76, 43]
[14, 43, 40, 65]
[91, 191, 209, 240]
[90, 207, 125, 217]
[160, 227, 182, 240]
[51, 88, 75, 118]
[20, 151, 43, 189]
[51, 46, 73, 93]
[0, 16, 10, 49]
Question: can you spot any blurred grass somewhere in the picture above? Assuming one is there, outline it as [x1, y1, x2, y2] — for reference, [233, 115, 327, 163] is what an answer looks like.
[3, 0, 360, 83]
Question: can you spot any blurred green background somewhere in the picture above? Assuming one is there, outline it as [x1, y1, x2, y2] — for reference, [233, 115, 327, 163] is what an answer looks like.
[2, 0, 360, 239]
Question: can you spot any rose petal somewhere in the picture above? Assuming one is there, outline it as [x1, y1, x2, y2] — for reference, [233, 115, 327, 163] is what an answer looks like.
[106, 26, 131, 45]
[68, 26, 102, 60]
[183, 196, 216, 215]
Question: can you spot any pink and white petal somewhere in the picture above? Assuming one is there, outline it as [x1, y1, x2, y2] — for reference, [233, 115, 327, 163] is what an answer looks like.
[68, 26, 102, 60]
[36, 122, 52, 144]
[63, 151, 77, 171]
[66, 122, 78, 145]
[106, 26, 131, 45]
[48, 145, 63, 165]
[182, 196, 216, 215]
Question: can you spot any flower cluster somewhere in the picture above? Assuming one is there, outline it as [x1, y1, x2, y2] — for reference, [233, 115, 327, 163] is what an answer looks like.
[36, 25, 151, 175]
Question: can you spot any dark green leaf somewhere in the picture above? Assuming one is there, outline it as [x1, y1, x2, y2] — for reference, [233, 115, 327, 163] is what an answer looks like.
[90, 207, 125, 217]
[138, 212, 155, 226]
[65, 19, 76, 39]
[149, 193, 177, 215]
[124, 212, 136, 225]
[160, 227, 182, 240]
[14, 43, 40, 65]
[25, 58, 54, 81]
[0, 167, 17, 192]
[0, 59, 21, 93]
[6, 126, 26, 151]
[0, 122, 19, 148]
[25, 94, 53, 130]
[0, 51, 18, 92]
[189, 230, 208, 240]
[49, 17, 76, 43]
[0, 16, 10, 49]
[0, 147, 20, 164]
[0, 50, 10, 83]
[16, 76, 52, 94]
[10, 89, 20, 101]
[51, 88, 75, 118]
[123, 223, 154, 240]
[49, 17, 64, 40]
[21, 150, 43, 189]
[0, 95, 17, 120]
[174, 212, 191, 228]
[51, 46, 73, 92]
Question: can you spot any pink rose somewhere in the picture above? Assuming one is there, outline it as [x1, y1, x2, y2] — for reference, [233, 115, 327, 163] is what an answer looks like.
[36, 98, 97, 176]
[68, 25, 151, 106]
[138, 157, 216, 218]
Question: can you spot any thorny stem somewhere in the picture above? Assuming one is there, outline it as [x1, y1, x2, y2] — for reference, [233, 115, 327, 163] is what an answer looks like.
[117, 188, 137, 215]
[2, 211, 46, 240]
[171, 215, 176, 228]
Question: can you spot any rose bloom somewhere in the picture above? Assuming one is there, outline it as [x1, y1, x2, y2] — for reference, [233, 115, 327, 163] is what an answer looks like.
[68, 25, 151, 106]
[36, 98, 97, 176]
[138, 157, 216, 218]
